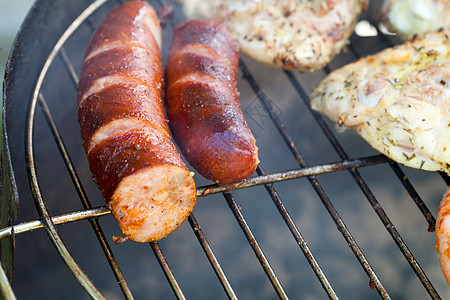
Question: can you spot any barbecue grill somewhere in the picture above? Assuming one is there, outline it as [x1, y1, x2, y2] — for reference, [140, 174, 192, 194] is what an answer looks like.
[1, 0, 449, 299]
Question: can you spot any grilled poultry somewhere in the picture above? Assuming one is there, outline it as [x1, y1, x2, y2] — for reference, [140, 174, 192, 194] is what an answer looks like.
[381, 0, 450, 40]
[310, 30, 450, 174]
[179, 0, 367, 71]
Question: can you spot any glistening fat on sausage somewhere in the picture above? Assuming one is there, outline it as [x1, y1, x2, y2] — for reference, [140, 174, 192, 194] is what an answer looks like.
[165, 20, 259, 185]
[77, 1, 196, 243]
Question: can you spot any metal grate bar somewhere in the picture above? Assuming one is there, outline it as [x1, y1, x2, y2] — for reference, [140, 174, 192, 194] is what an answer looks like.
[340, 28, 442, 297]
[59, 47, 80, 89]
[23, 1, 122, 299]
[283, 54, 440, 298]
[440, 172, 450, 186]
[389, 163, 436, 229]
[197, 155, 389, 197]
[0, 155, 388, 241]
[37, 92, 134, 299]
[223, 192, 289, 299]
[150, 241, 186, 300]
[0, 261, 15, 300]
[187, 214, 238, 300]
[255, 164, 339, 299]
[27, 95, 105, 300]
[350, 166, 439, 299]
[240, 61, 390, 299]
[84, 14, 98, 34]
[389, 162, 436, 232]
[59, 47, 79, 85]
[0, 206, 110, 240]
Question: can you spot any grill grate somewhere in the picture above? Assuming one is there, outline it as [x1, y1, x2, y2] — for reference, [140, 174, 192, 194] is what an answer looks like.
[1, 0, 449, 299]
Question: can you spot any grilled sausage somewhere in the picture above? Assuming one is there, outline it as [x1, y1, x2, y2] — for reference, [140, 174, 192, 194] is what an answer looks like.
[165, 20, 259, 184]
[435, 186, 450, 285]
[77, 1, 196, 243]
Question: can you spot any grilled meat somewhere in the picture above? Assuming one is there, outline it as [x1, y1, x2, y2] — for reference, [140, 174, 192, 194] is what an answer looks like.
[310, 30, 450, 174]
[179, 0, 367, 71]
[77, 1, 197, 243]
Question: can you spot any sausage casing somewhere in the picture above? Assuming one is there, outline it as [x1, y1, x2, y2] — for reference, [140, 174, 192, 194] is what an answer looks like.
[77, 1, 196, 243]
[165, 20, 259, 184]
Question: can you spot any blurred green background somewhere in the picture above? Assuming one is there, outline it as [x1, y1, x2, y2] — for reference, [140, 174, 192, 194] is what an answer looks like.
[1, 0, 35, 77]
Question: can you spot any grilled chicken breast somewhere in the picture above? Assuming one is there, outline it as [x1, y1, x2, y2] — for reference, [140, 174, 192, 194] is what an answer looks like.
[179, 0, 367, 71]
[381, 0, 450, 40]
[310, 30, 450, 174]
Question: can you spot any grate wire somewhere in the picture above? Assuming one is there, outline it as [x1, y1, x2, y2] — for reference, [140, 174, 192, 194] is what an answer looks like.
[240, 61, 390, 299]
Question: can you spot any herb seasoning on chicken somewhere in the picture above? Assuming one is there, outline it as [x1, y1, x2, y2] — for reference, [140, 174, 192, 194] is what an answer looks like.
[310, 30, 450, 174]
[179, 0, 367, 71]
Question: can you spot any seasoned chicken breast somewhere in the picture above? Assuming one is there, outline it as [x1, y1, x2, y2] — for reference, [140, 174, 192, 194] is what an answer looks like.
[179, 0, 367, 71]
[310, 30, 450, 174]
[381, 0, 450, 40]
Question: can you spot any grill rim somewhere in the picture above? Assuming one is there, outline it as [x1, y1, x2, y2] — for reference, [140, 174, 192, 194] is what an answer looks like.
[1, 0, 449, 299]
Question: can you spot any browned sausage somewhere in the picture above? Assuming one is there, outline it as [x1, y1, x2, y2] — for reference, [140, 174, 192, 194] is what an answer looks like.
[165, 20, 259, 185]
[77, 1, 196, 243]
